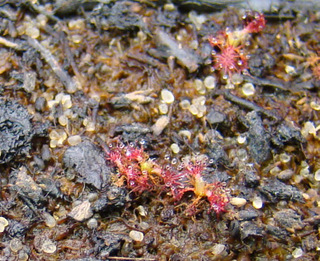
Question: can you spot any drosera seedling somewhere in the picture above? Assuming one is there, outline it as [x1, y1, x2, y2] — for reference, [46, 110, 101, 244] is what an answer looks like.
[104, 142, 230, 216]
[209, 11, 266, 79]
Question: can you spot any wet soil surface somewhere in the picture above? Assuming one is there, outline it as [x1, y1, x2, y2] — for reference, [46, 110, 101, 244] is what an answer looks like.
[0, 1, 320, 260]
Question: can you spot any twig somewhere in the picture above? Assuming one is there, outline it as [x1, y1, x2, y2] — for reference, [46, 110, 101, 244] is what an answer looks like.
[27, 37, 78, 93]
[0, 36, 18, 48]
[222, 90, 282, 121]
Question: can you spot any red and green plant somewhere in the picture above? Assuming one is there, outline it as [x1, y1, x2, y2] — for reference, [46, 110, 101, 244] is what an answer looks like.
[104, 143, 229, 216]
[209, 11, 266, 78]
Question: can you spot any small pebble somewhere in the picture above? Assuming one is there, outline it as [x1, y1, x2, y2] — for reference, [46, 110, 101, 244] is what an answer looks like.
[252, 196, 263, 209]
[292, 247, 303, 258]
[129, 230, 144, 242]
[285, 65, 296, 75]
[161, 89, 175, 104]
[68, 200, 93, 221]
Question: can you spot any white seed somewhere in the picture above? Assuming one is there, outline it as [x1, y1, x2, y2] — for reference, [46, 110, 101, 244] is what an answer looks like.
[292, 248, 303, 258]
[242, 82, 255, 96]
[230, 197, 247, 207]
[42, 240, 56, 254]
[170, 143, 180, 154]
[71, 35, 82, 44]
[279, 153, 291, 163]
[231, 73, 243, 85]
[204, 76, 216, 89]
[285, 65, 296, 75]
[152, 116, 169, 136]
[178, 130, 192, 140]
[87, 218, 98, 229]
[61, 95, 72, 110]
[68, 19, 85, 30]
[136, 205, 147, 217]
[67, 135, 82, 146]
[9, 238, 23, 253]
[58, 115, 68, 126]
[42, 212, 56, 228]
[237, 135, 246, 144]
[252, 196, 263, 209]
[179, 99, 190, 110]
[25, 25, 40, 39]
[161, 89, 175, 104]
[159, 103, 169, 114]
[310, 101, 320, 111]
[189, 104, 198, 115]
[192, 96, 206, 106]
[211, 243, 226, 256]
[301, 121, 316, 137]
[163, 3, 175, 11]
[0, 217, 9, 232]
[314, 169, 320, 181]
[129, 230, 144, 242]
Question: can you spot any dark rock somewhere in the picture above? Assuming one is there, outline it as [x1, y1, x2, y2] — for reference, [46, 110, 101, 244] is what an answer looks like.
[35, 97, 47, 112]
[302, 233, 318, 251]
[41, 144, 52, 162]
[238, 209, 260, 221]
[95, 232, 130, 258]
[160, 206, 175, 222]
[10, 167, 45, 207]
[206, 109, 226, 125]
[92, 186, 128, 213]
[259, 179, 304, 203]
[274, 209, 305, 232]
[244, 170, 260, 187]
[245, 111, 271, 164]
[6, 220, 29, 238]
[272, 122, 306, 148]
[37, 177, 62, 199]
[266, 225, 290, 241]
[239, 221, 263, 240]
[63, 141, 111, 190]
[113, 123, 151, 144]
[97, 1, 148, 32]
[0, 99, 33, 164]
